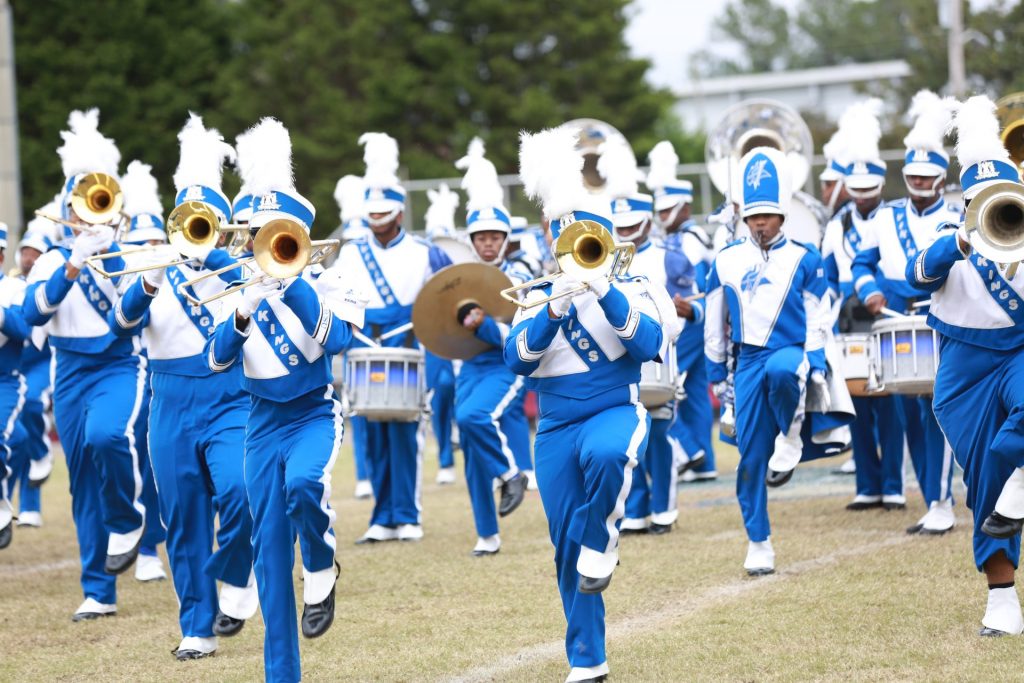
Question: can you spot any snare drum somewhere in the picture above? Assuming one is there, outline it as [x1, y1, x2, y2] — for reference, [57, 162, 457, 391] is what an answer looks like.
[870, 315, 938, 395]
[836, 333, 875, 397]
[341, 347, 426, 421]
[639, 342, 677, 408]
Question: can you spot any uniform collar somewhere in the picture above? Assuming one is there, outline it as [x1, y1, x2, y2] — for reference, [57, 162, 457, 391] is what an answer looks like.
[636, 240, 653, 254]
[856, 202, 882, 221]
[373, 228, 406, 250]
[909, 196, 944, 218]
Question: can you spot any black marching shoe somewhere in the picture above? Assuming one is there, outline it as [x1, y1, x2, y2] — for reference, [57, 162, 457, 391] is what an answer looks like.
[173, 648, 214, 661]
[578, 574, 612, 595]
[765, 468, 794, 488]
[498, 474, 528, 517]
[212, 610, 245, 637]
[0, 520, 12, 550]
[906, 523, 924, 535]
[618, 526, 648, 536]
[104, 540, 141, 576]
[301, 562, 339, 639]
[883, 501, 906, 511]
[980, 626, 1012, 637]
[677, 453, 706, 476]
[982, 511, 1024, 539]
[649, 522, 673, 535]
[845, 500, 883, 511]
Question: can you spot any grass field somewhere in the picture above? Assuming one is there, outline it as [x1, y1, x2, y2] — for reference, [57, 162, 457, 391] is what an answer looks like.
[0, 428, 1019, 682]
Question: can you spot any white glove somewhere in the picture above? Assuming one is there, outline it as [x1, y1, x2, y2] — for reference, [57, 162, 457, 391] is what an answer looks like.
[548, 276, 582, 318]
[142, 265, 165, 290]
[139, 248, 173, 290]
[587, 276, 611, 299]
[68, 226, 115, 269]
[237, 277, 283, 318]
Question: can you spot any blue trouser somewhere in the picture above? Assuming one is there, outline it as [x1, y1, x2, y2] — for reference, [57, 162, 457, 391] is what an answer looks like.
[850, 395, 906, 498]
[534, 385, 650, 669]
[358, 414, 422, 528]
[53, 350, 147, 604]
[625, 415, 675, 522]
[670, 334, 715, 472]
[734, 345, 806, 543]
[149, 371, 253, 639]
[0, 373, 26, 514]
[350, 413, 370, 481]
[933, 337, 1024, 571]
[136, 376, 165, 552]
[246, 386, 342, 683]
[10, 356, 50, 514]
[426, 351, 456, 470]
[455, 362, 528, 538]
[902, 394, 954, 507]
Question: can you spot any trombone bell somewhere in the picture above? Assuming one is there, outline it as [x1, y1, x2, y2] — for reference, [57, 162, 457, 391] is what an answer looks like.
[965, 181, 1024, 265]
[996, 92, 1024, 169]
[167, 202, 225, 258]
[254, 219, 311, 279]
[70, 172, 123, 224]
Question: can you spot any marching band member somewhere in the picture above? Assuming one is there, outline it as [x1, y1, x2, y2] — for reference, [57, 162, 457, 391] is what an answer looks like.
[23, 110, 149, 620]
[451, 138, 531, 556]
[206, 117, 359, 681]
[821, 99, 907, 511]
[110, 117, 255, 660]
[852, 92, 961, 533]
[116, 160, 168, 584]
[333, 174, 373, 498]
[645, 140, 716, 482]
[0, 222, 29, 550]
[705, 147, 831, 576]
[600, 139, 684, 535]
[423, 182, 461, 486]
[505, 126, 664, 683]
[905, 95, 1024, 636]
[331, 132, 451, 544]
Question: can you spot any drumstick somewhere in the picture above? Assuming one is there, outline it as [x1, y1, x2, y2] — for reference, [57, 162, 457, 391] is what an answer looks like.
[683, 293, 706, 302]
[879, 307, 908, 318]
[910, 299, 932, 309]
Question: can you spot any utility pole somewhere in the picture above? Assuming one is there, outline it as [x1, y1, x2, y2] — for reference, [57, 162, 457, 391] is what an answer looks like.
[947, 0, 967, 98]
[0, 0, 21, 251]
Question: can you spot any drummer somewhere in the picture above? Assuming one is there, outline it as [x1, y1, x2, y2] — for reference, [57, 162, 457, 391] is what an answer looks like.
[600, 139, 684, 535]
[821, 99, 907, 513]
[852, 90, 962, 535]
[450, 138, 531, 556]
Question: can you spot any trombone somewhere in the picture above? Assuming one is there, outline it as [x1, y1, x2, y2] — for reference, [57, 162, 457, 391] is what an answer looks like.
[499, 219, 634, 309]
[84, 201, 251, 279]
[964, 181, 1024, 278]
[177, 218, 340, 306]
[34, 172, 128, 235]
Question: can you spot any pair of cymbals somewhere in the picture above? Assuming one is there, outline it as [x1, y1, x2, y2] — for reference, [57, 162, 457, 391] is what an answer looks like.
[412, 263, 516, 360]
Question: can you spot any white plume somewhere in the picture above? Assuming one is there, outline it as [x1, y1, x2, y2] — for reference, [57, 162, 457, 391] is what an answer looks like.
[57, 108, 121, 179]
[953, 95, 1012, 170]
[334, 174, 366, 223]
[645, 140, 680, 190]
[903, 90, 956, 151]
[236, 117, 294, 197]
[837, 98, 884, 164]
[359, 132, 400, 188]
[456, 137, 504, 212]
[821, 126, 849, 164]
[172, 113, 236, 193]
[424, 183, 460, 233]
[520, 127, 604, 219]
[120, 160, 163, 218]
[597, 137, 640, 199]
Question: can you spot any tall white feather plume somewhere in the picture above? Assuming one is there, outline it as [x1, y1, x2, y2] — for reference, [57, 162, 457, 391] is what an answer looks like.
[903, 90, 956, 151]
[359, 132, 400, 188]
[120, 160, 163, 218]
[821, 126, 849, 164]
[236, 117, 294, 197]
[645, 140, 679, 190]
[953, 95, 1012, 169]
[334, 174, 366, 223]
[597, 137, 640, 199]
[57, 108, 121, 179]
[520, 127, 604, 219]
[838, 98, 884, 163]
[172, 113, 236, 193]
[424, 183, 460, 233]
[456, 138, 504, 212]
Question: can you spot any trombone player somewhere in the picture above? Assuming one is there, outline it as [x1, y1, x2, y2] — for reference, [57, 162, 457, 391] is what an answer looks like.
[23, 109, 150, 621]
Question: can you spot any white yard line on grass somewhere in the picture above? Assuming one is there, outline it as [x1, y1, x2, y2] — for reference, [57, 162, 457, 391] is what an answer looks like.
[0, 558, 79, 577]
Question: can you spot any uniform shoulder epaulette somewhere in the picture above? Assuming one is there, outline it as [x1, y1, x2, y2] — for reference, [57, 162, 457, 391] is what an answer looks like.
[790, 239, 821, 257]
[411, 235, 434, 247]
[945, 201, 964, 215]
[884, 197, 908, 209]
[935, 220, 959, 233]
[684, 225, 713, 249]
[721, 236, 746, 251]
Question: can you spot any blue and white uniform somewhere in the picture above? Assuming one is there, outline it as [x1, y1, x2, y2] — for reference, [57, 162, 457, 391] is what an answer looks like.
[0, 268, 29, 538]
[852, 196, 961, 513]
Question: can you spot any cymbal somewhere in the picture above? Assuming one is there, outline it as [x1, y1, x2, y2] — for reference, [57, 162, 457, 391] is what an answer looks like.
[412, 262, 516, 360]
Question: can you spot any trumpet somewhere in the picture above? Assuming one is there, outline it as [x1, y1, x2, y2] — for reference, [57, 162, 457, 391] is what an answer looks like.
[499, 219, 634, 309]
[84, 201, 251, 279]
[177, 218, 340, 307]
[34, 172, 127, 234]
[964, 180, 1024, 278]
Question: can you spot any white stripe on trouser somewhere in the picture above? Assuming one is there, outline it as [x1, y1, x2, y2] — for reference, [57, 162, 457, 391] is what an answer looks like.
[125, 357, 148, 523]
[320, 385, 343, 552]
[940, 438, 953, 501]
[0, 375, 27, 504]
[603, 398, 649, 554]
[414, 416, 425, 514]
[491, 376, 524, 480]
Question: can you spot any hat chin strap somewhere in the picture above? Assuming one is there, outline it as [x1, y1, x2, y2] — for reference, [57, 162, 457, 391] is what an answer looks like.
[472, 236, 508, 266]
[654, 202, 684, 229]
[902, 171, 945, 199]
[845, 184, 883, 200]
[614, 218, 650, 244]
[367, 208, 400, 227]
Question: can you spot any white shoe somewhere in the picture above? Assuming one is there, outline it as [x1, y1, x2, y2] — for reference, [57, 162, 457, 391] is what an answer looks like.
[135, 553, 168, 582]
[108, 525, 144, 556]
[435, 467, 456, 485]
[680, 469, 696, 483]
[566, 662, 609, 682]
[522, 470, 538, 491]
[220, 577, 260, 620]
[472, 534, 501, 556]
[744, 539, 775, 576]
[356, 524, 398, 544]
[72, 597, 116, 621]
[397, 524, 423, 541]
[28, 453, 53, 485]
[922, 499, 955, 534]
[995, 468, 1024, 520]
[0, 501, 12, 531]
[16, 511, 42, 527]
[620, 517, 650, 532]
[982, 586, 1024, 635]
[882, 494, 906, 506]
[175, 636, 218, 658]
[768, 422, 803, 474]
[839, 457, 856, 474]
[354, 480, 373, 500]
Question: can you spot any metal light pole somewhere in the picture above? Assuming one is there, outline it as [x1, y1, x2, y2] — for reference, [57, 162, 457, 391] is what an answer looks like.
[946, 0, 967, 98]
[0, 0, 21, 250]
